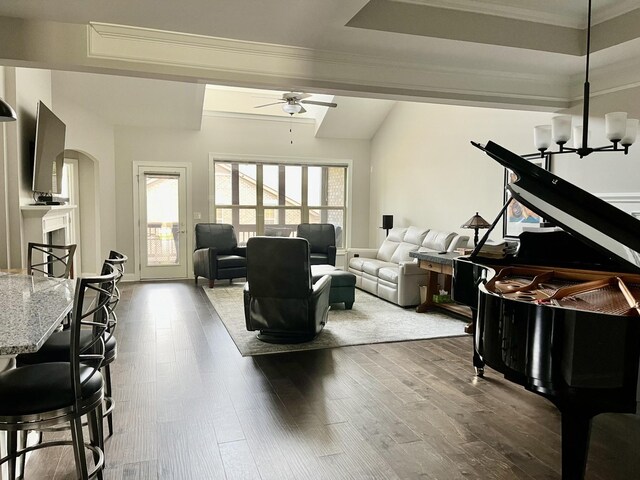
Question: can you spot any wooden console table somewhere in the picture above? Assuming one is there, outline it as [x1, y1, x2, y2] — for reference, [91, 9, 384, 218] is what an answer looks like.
[409, 251, 472, 319]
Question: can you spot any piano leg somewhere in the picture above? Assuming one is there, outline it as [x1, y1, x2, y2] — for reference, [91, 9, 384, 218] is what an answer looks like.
[471, 308, 485, 376]
[560, 410, 592, 480]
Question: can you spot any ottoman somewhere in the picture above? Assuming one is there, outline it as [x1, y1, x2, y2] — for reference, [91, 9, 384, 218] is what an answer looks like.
[311, 265, 356, 309]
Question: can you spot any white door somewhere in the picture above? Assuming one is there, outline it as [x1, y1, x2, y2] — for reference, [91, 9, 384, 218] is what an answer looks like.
[138, 166, 188, 279]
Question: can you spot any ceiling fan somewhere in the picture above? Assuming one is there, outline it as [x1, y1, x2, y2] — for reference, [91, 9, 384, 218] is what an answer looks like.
[255, 92, 337, 115]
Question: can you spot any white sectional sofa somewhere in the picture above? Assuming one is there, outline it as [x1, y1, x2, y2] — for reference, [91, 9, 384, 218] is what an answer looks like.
[346, 226, 469, 307]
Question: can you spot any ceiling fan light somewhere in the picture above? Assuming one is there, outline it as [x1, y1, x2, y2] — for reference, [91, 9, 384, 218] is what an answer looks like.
[605, 112, 627, 142]
[282, 103, 302, 114]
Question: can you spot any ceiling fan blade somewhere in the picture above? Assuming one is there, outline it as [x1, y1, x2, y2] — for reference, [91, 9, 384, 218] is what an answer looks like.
[300, 100, 338, 108]
[254, 101, 284, 108]
[283, 92, 311, 101]
[298, 105, 307, 114]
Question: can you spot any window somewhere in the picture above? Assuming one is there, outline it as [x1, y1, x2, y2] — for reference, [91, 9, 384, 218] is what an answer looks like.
[213, 161, 347, 247]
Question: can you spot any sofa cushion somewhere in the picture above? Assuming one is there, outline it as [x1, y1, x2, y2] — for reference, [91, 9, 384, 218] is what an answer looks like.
[378, 266, 399, 284]
[387, 227, 408, 242]
[403, 226, 429, 246]
[390, 242, 419, 263]
[376, 240, 400, 262]
[421, 230, 456, 252]
[349, 257, 367, 271]
[362, 259, 395, 276]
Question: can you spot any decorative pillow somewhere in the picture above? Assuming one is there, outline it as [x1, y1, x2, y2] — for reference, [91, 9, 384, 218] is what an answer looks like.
[391, 242, 419, 263]
[403, 226, 429, 246]
[386, 227, 407, 242]
[422, 230, 456, 252]
[376, 240, 400, 262]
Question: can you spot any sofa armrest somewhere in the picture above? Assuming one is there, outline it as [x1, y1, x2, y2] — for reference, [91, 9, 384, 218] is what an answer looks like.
[447, 235, 470, 252]
[399, 260, 424, 275]
[345, 247, 378, 268]
[327, 245, 337, 266]
[233, 245, 247, 257]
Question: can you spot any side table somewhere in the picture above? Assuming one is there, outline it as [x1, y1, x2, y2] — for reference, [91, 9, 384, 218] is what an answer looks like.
[409, 251, 472, 321]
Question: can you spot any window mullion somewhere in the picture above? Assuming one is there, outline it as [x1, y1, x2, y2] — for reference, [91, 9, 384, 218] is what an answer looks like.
[256, 164, 264, 235]
[301, 166, 309, 223]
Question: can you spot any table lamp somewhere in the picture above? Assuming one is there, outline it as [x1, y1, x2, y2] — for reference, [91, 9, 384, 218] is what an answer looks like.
[461, 212, 491, 246]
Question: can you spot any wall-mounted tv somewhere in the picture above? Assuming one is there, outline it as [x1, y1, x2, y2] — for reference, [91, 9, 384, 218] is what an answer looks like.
[32, 101, 65, 194]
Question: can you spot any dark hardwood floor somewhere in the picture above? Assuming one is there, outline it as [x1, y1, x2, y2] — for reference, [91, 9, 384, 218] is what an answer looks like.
[26, 280, 640, 479]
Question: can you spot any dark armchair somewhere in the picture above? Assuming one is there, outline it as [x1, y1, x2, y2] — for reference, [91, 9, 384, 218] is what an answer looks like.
[193, 223, 247, 288]
[244, 237, 331, 343]
[296, 223, 337, 266]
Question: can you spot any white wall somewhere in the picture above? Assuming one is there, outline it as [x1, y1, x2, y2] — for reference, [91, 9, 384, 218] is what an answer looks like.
[52, 74, 117, 274]
[369, 102, 554, 246]
[114, 114, 371, 277]
[2, 68, 52, 267]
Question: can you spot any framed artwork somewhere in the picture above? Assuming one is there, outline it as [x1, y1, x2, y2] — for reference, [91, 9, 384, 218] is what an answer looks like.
[503, 154, 551, 238]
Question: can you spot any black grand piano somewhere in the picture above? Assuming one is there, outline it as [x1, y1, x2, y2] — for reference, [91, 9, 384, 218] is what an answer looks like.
[452, 141, 640, 480]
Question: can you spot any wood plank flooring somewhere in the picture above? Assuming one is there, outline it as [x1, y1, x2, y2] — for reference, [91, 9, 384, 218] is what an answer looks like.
[25, 280, 640, 479]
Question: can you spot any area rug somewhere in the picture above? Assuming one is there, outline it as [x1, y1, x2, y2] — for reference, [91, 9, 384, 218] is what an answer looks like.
[203, 282, 468, 356]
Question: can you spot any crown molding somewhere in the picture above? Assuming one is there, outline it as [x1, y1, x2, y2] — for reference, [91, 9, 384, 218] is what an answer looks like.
[569, 56, 640, 101]
[391, 0, 582, 28]
[392, 0, 640, 28]
[88, 22, 570, 110]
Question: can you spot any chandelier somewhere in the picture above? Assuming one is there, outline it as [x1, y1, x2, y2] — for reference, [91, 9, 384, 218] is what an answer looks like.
[531, 0, 638, 158]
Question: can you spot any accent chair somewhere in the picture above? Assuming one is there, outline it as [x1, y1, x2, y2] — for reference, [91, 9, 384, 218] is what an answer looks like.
[193, 223, 247, 288]
[296, 223, 337, 266]
[244, 237, 331, 343]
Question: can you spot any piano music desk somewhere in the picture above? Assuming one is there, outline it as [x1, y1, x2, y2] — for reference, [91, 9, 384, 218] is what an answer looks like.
[409, 251, 472, 320]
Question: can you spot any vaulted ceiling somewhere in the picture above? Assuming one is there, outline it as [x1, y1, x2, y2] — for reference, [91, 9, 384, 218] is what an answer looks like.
[3, 0, 640, 135]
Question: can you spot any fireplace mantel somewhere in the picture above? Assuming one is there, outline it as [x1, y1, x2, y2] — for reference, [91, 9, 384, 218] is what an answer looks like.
[20, 205, 78, 257]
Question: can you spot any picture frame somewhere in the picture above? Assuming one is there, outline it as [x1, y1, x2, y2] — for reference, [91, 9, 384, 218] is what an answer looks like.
[502, 153, 551, 238]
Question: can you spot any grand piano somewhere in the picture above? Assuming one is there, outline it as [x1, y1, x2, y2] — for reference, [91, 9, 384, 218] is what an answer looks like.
[452, 141, 640, 480]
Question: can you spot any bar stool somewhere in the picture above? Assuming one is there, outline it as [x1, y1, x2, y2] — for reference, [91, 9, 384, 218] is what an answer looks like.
[27, 242, 76, 279]
[0, 265, 117, 480]
[17, 252, 127, 437]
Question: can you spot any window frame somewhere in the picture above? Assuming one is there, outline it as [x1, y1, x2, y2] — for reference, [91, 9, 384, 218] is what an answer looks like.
[210, 155, 350, 247]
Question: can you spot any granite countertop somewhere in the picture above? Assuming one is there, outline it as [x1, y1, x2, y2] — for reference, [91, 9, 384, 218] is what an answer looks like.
[0, 274, 74, 355]
[409, 250, 461, 265]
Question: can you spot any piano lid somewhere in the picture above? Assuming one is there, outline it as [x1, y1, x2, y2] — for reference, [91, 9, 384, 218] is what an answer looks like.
[473, 141, 640, 272]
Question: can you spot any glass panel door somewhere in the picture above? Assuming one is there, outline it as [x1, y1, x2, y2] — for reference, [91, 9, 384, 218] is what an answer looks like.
[138, 166, 187, 279]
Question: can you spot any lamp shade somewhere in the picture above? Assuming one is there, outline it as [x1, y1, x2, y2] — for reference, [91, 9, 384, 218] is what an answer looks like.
[0, 98, 16, 122]
[382, 215, 393, 230]
[622, 119, 639, 146]
[534, 125, 552, 150]
[605, 112, 627, 141]
[461, 212, 491, 229]
[282, 103, 302, 115]
[552, 115, 572, 144]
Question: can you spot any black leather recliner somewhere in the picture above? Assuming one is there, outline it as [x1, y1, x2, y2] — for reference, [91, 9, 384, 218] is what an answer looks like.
[193, 223, 246, 288]
[296, 223, 337, 266]
[244, 237, 331, 343]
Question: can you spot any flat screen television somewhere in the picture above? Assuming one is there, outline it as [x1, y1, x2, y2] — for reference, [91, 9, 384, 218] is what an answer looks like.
[32, 101, 66, 195]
